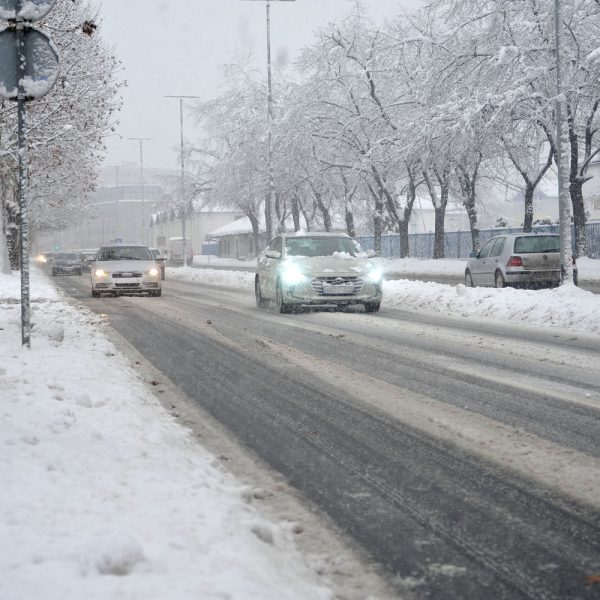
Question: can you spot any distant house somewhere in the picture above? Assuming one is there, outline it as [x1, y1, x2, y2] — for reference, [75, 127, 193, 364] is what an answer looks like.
[206, 217, 265, 259]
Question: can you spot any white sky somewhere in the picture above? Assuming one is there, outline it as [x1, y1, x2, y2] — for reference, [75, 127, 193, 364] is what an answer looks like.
[98, 0, 422, 171]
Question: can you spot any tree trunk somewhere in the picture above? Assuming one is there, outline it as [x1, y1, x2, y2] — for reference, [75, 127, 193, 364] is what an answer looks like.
[0, 195, 12, 274]
[345, 202, 356, 238]
[5, 191, 19, 270]
[456, 159, 482, 253]
[424, 168, 449, 259]
[368, 182, 383, 255]
[433, 206, 446, 258]
[570, 179, 587, 258]
[523, 184, 535, 233]
[291, 194, 301, 231]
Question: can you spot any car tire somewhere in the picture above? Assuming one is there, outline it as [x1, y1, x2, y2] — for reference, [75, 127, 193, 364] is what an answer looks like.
[52, 270, 56, 277]
[92, 290, 100, 298]
[364, 302, 381, 313]
[494, 271, 506, 288]
[465, 270, 474, 287]
[255, 276, 269, 309]
[276, 280, 291, 314]
[155, 289, 162, 297]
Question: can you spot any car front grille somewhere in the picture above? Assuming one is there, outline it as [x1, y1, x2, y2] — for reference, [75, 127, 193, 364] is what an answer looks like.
[112, 272, 142, 279]
[311, 276, 363, 296]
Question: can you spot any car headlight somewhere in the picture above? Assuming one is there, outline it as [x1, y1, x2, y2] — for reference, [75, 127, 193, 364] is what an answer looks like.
[281, 263, 306, 285]
[37, 254, 47, 263]
[95, 269, 107, 277]
[366, 269, 383, 283]
[148, 268, 159, 277]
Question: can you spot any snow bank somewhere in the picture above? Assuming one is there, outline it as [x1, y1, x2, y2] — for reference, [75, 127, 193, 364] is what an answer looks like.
[0, 271, 332, 600]
[167, 266, 600, 336]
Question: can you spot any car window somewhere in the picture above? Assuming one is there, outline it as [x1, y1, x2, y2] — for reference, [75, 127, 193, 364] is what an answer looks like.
[514, 236, 560, 253]
[285, 236, 363, 257]
[97, 246, 152, 261]
[478, 239, 496, 259]
[57, 253, 79, 260]
[272, 238, 282, 254]
[490, 238, 506, 257]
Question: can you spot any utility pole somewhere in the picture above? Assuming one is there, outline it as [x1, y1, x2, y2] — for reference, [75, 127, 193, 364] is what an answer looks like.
[106, 165, 121, 239]
[553, 0, 573, 284]
[241, 0, 296, 244]
[128, 138, 153, 245]
[164, 95, 199, 267]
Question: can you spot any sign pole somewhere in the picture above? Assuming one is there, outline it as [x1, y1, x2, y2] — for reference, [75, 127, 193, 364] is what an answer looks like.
[16, 13, 30, 347]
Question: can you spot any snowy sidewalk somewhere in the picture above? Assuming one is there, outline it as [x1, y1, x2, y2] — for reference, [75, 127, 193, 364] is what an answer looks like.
[0, 271, 332, 600]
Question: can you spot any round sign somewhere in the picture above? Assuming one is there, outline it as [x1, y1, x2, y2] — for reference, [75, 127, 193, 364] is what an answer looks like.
[0, 27, 59, 100]
[0, 0, 57, 22]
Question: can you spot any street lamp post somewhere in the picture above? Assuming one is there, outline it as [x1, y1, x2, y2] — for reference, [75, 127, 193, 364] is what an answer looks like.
[164, 95, 200, 267]
[128, 138, 153, 245]
[106, 165, 121, 239]
[241, 0, 296, 243]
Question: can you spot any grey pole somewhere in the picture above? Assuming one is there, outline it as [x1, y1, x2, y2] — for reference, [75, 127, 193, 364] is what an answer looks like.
[553, 0, 574, 284]
[241, 0, 296, 244]
[128, 138, 152, 244]
[16, 11, 30, 347]
[164, 95, 199, 267]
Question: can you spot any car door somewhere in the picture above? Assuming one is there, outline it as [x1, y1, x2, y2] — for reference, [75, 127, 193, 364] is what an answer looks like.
[471, 239, 496, 286]
[485, 237, 506, 286]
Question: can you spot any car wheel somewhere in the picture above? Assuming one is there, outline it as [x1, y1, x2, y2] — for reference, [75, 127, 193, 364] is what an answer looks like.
[92, 290, 100, 298]
[465, 270, 474, 287]
[52, 270, 56, 277]
[155, 289, 162, 297]
[364, 302, 381, 313]
[255, 276, 269, 309]
[494, 271, 506, 288]
[276, 280, 290, 314]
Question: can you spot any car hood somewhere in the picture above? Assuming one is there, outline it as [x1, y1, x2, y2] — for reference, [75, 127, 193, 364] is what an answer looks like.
[92, 260, 156, 273]
[283, 256, 378, 276]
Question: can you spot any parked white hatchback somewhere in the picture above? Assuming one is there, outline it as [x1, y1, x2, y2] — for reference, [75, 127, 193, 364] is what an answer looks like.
[255, 233, 383, 313]
[91, 244, 162, 297]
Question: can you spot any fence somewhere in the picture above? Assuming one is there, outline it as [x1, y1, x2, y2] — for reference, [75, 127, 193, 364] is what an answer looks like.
[357, 222, 600, 260]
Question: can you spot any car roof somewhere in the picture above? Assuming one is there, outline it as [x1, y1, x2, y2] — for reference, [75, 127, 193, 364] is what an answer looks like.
[279, 232, 351, 239]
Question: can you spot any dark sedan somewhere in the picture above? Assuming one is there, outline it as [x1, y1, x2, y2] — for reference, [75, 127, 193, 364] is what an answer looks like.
[52, 252, 83, 276]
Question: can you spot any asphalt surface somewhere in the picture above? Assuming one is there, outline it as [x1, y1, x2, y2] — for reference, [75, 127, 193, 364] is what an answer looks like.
[56, 275, 600, 599]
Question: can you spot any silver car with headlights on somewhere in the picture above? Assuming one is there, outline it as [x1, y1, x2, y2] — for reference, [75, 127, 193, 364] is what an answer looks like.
[91, 244, 162, 298]
[255, 233, 383, 313]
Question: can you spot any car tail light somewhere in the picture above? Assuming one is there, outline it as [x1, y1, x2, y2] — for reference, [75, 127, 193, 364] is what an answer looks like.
[506, 256, 522, 267]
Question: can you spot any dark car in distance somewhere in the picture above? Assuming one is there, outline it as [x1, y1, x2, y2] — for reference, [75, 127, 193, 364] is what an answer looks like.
[52, 252, 83, 276]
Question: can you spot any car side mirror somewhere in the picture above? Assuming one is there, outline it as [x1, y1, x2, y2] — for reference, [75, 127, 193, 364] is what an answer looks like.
[469, 251, 477, 258]
[265, 250, 281, 259]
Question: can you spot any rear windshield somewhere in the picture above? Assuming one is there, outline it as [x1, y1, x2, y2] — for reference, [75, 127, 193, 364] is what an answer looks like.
[514, 236, 560, 254]
[285, 237, 365, 258]
[97, 246, 152, 261]
[56, 253, 79, 260]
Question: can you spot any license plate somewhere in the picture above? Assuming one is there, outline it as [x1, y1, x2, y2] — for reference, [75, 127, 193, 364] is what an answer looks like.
[121, 273, 134, 278]
[323, 282, 354, 295]
[532, 271, 557, 279]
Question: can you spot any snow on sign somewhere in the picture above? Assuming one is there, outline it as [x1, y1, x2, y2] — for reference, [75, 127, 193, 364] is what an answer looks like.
[0, 27, 59, 100]
[0, 0, 56, 21]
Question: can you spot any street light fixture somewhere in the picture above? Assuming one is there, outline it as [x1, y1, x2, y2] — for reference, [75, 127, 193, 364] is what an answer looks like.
[164, 95, 200, 267]
[127, 137, 153, 245]
[241, 0, 297, 243]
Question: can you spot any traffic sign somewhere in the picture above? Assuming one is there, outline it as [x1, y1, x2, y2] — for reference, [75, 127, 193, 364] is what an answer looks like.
[0, 0, 57, 22]
[0, 27, 59, 100]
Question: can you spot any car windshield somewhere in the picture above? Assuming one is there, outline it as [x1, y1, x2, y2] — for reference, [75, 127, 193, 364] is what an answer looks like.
[285, 237, 365, 258]
[514, 236, 560, 253]
[97, 246, 152, 261]
[56, 253, 79, 260]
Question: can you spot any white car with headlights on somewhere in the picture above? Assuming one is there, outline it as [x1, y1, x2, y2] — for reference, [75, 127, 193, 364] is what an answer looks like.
[91, 244, 162, 298]
[255, 233, 383, 313]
